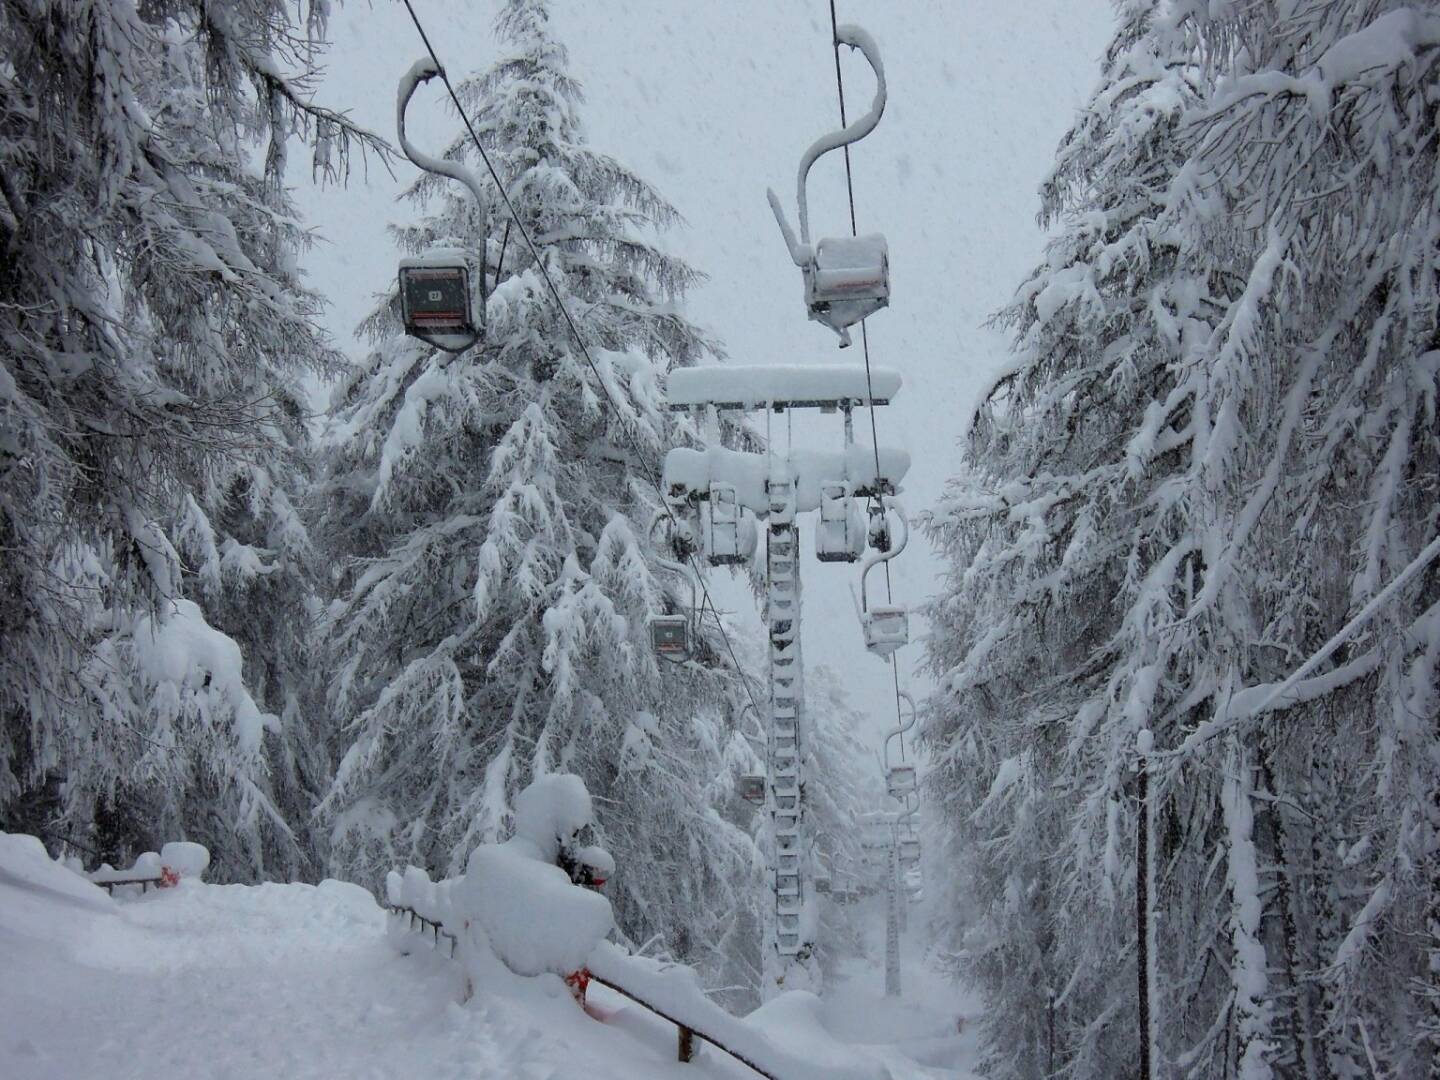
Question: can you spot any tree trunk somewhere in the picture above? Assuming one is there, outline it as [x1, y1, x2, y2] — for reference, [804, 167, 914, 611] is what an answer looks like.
[1138, 756, 1152, 1080]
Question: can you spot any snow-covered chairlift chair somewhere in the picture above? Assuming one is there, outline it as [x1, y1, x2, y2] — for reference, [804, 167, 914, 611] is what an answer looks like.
[882, 690, 919, 799]
[767, 25, 890, 347]
[647, 513, 701, 664]
[856, 497, 910, 659]
[395, 59, 488, 353]
[650, 615, 691, 661]
[704, 483, 757, 566]
[399, 249, 481, 353]
[898, 836, 921, 866]
[816, 482, 865, 562]
[886, 764, 917, 800]
[736, 774, 766, 805]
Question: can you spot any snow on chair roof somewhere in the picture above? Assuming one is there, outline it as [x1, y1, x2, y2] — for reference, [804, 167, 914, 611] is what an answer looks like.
[665, 363, 901, 411]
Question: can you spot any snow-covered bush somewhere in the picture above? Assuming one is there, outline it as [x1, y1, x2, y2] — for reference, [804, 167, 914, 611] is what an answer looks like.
[386, 774, 614, 979]
[90, 840, 210, 886]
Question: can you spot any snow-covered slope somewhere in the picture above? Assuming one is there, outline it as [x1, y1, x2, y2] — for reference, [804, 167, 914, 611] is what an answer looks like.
[0, 835, 972, 1079]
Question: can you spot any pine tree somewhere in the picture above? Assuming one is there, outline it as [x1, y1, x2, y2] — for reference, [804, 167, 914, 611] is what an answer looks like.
[923, 2, 1439, 1077]
[0, 0, 383, 878]
[318, 0, 763, 989]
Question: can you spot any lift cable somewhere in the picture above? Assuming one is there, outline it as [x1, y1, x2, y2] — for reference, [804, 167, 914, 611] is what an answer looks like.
[827, 0, 912, 764]
[398, 0, 765, 726]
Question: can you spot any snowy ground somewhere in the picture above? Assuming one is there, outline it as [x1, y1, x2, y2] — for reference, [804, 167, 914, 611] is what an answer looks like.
[2, 837, 976, 1078]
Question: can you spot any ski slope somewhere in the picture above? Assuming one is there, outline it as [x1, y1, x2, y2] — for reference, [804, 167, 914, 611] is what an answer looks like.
[0, 835, 975, 1078]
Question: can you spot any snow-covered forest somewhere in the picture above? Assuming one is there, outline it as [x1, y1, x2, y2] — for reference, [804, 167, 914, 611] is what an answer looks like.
[2, 1, 1436, 1078]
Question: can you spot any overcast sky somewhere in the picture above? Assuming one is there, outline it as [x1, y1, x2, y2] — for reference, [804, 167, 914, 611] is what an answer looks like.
[292, 0, 1114, 746]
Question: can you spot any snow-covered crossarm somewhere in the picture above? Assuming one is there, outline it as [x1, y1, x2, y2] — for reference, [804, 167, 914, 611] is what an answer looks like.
[664, 445, 909, 513]
[665, 364, 901, 411]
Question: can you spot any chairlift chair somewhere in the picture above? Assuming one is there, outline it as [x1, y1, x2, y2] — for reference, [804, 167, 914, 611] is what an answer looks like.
[650, 615, 690, 661]
[886, 764, 917, 800]
[862, 606, 909, 658]
[857, 498, 911, 659]
[867, 505, 893, 552]
[704, 483, 757, 566]
[805, 235, 890, 340]
[647, 513, 702, 664]
[898, 836, 921, 866]
[861, 819, 893, 852]
[737, 773, 766, 805]
[399, 250, 481, 352]
[395, 61, 489, 354]
[816, 482, 865, 562]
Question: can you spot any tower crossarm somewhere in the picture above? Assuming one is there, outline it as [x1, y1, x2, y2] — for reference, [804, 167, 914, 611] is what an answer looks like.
[665, 364, 901, 412]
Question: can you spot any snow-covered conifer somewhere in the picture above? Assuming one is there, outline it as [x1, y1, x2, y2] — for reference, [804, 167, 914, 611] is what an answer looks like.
[0, 0, 382, 878]
[923, 3, 1439, 1076]
[319, 0, 762, 991]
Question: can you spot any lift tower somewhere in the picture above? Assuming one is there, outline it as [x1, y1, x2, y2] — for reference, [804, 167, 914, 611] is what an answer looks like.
[664, 364, 908, 995]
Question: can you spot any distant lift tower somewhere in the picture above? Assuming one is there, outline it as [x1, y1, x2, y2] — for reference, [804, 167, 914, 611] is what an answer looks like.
[664, 364, 909, 996]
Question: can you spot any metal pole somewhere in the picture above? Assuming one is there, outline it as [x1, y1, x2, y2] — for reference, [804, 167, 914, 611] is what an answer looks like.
[885, 826, 901, 998]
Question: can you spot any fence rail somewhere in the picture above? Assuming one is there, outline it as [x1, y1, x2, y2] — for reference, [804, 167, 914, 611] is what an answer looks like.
[386, 904, 458, 957]
[385, 902, 778, 1077]
[586, 972, 779, 1078]
[94, 874, 168, 894]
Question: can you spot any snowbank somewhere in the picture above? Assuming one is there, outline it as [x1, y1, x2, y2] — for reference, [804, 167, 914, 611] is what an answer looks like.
[513, 773, 594, 861]
[463, 843, 613, 977]
[0, 833, 116, 942]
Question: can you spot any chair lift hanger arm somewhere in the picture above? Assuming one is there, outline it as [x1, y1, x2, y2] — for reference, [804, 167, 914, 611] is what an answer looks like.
[397, 59, 490, 222]
[767, 24, 887, 259]
[883, 690, 916, 774]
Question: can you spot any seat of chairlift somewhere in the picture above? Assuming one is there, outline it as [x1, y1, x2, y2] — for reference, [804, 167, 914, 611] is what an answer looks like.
[816, 483, 864, 563]
[886, 764, 917, 799]
[649, 615, 690, 659]
[398, 249, 481, 353]
[805, 234, 889, 334]
[705, 485, 757, 567]
[737, 774, 766, 804]
[898, 837, 921, 865]
[862, 604, 909, 658]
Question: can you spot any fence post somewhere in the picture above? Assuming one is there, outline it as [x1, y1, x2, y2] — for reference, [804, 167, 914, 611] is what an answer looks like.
[677, 1025, 696, 1063]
